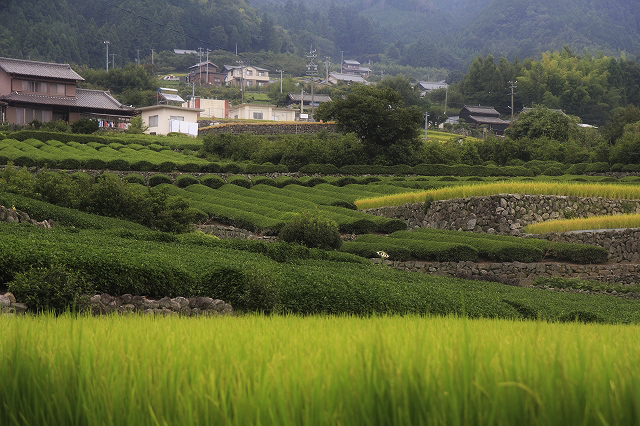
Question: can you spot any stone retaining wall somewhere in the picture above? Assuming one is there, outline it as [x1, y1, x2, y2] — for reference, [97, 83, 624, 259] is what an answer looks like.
[0, 292, 234, 316]
[197, 223, 277, 241]
[0, 205, 55, 228]
[80, 294, 233, 316]
[365, 195, 640, 235]
[0, 292, 28, 315]
[200, 123, 337, 136]
[375, 259, 640, 286]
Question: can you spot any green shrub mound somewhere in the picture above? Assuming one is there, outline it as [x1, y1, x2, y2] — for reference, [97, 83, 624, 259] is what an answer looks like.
[176, 174, 199, 188]
[148, 174, 173, 187]
[405, 229, 609, 264]
[200, 175, 225, 189]
[227, 175, 252, 188]
[8, 264, 94, 313]
[299, 163, 340, 175]
[278, 211, 343, 250]
[123, 174, 145, 185]
[130, 160, 154, 171]
[343, 234, 479, 262]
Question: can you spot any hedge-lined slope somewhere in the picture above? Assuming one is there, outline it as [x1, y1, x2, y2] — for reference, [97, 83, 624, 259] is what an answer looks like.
[160, 183, 406, 234]
[2, 223, 640, 322]
[342, 229, 608, 263]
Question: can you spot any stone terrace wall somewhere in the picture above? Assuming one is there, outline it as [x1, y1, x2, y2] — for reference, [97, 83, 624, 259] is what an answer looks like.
[200, 123, 337, 136]
[366, 195, 640, 235]
[374, 259, 640, 286]
[0, 205, 55, 228]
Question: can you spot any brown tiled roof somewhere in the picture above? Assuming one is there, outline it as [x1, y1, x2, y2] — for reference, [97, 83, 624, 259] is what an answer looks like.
[463, 105, 500, 115]
[0, 57, 84, 81]
[467, 115, 510, 125]
[0, 89, 134, 113]
[286, 93, 332, 103]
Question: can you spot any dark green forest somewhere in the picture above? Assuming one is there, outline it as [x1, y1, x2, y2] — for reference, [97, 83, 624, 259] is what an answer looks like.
[1, 0, 639, 71]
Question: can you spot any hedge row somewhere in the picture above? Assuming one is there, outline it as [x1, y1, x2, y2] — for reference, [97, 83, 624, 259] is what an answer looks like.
[403, 229, 609, 264]
[3, 223, 638, 322]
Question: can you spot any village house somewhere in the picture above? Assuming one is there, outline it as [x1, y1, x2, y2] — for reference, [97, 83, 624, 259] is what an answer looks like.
[458, 105, 510, 135]
[327, 72, 367, 85]
[222, 65, 270, 88]
[186, 61, 226, 86]
[418, 80, 448, 97]
[284, 93, 332, 108]
[182, 97, 230, 119]
[0, 57, 135, 128]
[229, 103, 295, 121]
[137, 104, 203, 137]
[341, 59, 371, 77]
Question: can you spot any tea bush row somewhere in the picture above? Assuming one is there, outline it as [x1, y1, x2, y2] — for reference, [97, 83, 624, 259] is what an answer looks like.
[2, 223, 639, 322]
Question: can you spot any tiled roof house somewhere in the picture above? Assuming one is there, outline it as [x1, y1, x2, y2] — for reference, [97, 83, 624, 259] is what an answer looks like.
[0, 57, 134, 126]
[458, 105, 510, 135]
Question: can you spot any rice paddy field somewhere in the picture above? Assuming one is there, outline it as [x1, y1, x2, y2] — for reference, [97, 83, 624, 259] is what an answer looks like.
[525, 213, 640, 234]
[1, 314, 639, 426]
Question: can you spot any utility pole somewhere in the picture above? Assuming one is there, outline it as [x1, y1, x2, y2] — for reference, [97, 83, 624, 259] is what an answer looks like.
[306, 47, 318, 121]
[276, 69, 283, 93]
[104, 41, 109, 71]
[324, 57, 330, 83]
[150, 49, 155, 65]
[509, 80, 517, 121]
[424, 111, 429, 140]
[340, 51, 344, 73]
[236, 60, 245, 104]
[110, 53, 116, 69]
[300, 87, 304, 117]
[136, 49, 140, 66]
[206, 49, 211, 85]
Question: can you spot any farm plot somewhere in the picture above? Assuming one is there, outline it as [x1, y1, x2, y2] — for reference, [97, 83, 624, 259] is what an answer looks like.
[3, 315, 640, 426]
[161, 183, 407, 234]
[0, 138, 208, 169]
[342, 228, 608, 263]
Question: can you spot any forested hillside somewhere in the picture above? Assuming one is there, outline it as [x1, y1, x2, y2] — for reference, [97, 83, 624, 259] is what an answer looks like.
[0, 0, 638, 72]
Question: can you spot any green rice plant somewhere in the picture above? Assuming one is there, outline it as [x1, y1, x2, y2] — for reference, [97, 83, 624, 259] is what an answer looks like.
[525, 213, 640, 234]
[355, 182, 640, 210]
[4, 315, 640, 426]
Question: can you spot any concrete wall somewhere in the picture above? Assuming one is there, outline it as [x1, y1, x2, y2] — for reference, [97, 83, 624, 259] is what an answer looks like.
[200, 122, 337, 135]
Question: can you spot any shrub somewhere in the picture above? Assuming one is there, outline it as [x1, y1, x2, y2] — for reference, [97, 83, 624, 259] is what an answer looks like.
[130, 160, 154, 171]
[610, 163, 625, 172]
[200, 174, 225, 189]
[176, 174, 199, 188]
[123, 174, 146, 185]
[148, 174, 173, 187]
[70, 118, 99, 134]
[105, 159, 130, 170]
[8, 264, 95, 313]
[542, 166, 564, 176]
[278, 211, 343, 250]
[565, 163, 589, 175]
[158, 161, 177, 172]
[222, 163, 243, 173]
[177, 162, 200, 172]
[84, 158, 106, 170]
[0, 155, 8, 165]
[305, 177, 328, 187]
[585, 162, 610, 173]
[622, 164, 640, 172]
[252, 176, 278, 186]
[226, 175, 251, 188]
[59, 158, 81, 170]
[332, 176, 360, 187]
[13, 156, 35, 168]
[199, 162, 222, 173]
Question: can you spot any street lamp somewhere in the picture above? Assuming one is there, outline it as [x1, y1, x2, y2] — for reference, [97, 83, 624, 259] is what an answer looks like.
[276, 69, 283, 93]
[104, 41, 109, 71]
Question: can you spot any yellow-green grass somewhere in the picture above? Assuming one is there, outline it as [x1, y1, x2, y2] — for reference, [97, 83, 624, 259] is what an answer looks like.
[356, 181, 640, 210]
[525, 213, 640, 234]
[2, 314, 640, 426]
[425, 130, 483, 144]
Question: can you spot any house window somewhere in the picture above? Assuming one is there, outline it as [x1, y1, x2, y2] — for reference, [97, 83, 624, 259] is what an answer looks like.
[253, 112, 263, 119]
[170, 116, 184, 121]
[246, 81, 254, 87]
[258, 71, 266, 76]
[246, 70, 253, 76]
[149, 115, 159, 127]
[15, 107, 53, 123]
[25, 81, 45, 93]
[258, 82, 266, 87]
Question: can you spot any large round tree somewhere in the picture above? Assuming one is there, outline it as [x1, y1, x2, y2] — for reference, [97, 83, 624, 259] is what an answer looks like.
[315, 84, 424, 164]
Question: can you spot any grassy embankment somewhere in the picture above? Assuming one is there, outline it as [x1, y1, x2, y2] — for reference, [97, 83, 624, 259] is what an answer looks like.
[355, 181, 640, 210]
[2, 314, 640, 426]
